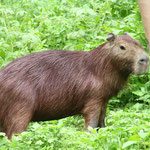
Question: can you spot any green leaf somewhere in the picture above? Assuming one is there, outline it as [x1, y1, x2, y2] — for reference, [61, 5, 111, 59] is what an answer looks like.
[128, 134, 140, 141]
[122, 141, 138, 149]
[138, 132, 148, 139]
[132, 91, 144, 96]
[0, 132, 5, 137]
[35, 140, 44, 145]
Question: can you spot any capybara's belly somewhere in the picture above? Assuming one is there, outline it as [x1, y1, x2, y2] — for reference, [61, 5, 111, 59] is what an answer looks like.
[31, 97, 84, 122]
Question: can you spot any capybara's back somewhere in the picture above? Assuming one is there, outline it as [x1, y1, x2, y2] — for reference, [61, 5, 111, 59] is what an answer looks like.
[0, 33, 149, 140]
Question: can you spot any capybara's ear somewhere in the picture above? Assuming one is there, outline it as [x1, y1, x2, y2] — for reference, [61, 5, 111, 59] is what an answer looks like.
[107, 33, 116, 43]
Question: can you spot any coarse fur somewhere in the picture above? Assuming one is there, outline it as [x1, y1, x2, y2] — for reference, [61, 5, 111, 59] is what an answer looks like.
[0, 33, 149, 139]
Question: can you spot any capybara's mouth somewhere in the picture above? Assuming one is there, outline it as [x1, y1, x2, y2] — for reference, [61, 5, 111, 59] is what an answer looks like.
[133, 64, 149, 75]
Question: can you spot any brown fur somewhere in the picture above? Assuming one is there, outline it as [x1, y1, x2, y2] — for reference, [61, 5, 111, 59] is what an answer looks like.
[0, 33, 149, 139]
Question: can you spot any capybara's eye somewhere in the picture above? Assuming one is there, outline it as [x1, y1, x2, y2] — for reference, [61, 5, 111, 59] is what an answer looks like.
[120, 45, 126, 50]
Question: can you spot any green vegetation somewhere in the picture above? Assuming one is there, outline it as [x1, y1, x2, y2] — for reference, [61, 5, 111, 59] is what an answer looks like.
[0, 0, 150, 149]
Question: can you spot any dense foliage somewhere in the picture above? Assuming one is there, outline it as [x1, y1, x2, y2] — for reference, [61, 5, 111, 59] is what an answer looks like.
[0, 0, 150, 149]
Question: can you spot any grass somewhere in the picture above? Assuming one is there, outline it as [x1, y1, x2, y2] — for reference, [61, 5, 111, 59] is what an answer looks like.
[0, 107, 150, 150]
[0, 0, 150, 149]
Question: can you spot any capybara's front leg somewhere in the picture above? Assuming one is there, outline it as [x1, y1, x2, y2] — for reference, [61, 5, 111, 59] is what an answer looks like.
[98, 101, 108, 128]
[82, 101, 102, 130]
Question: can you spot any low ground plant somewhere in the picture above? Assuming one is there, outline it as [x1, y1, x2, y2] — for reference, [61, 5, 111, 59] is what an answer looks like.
[0, 0, 149, 149]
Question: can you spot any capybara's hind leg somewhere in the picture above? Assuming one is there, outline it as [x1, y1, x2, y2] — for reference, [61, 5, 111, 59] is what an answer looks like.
[5, 109, 33, 140]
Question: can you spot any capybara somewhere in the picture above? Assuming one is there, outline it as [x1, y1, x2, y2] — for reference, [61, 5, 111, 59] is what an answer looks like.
[0, 33, 149, 140]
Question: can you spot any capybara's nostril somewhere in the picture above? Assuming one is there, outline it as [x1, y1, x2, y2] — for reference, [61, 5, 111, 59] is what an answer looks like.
[139, 57, 149, 64]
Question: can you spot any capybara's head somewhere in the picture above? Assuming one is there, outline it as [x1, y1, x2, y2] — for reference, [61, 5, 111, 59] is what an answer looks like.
[106, 33, 149, 75]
